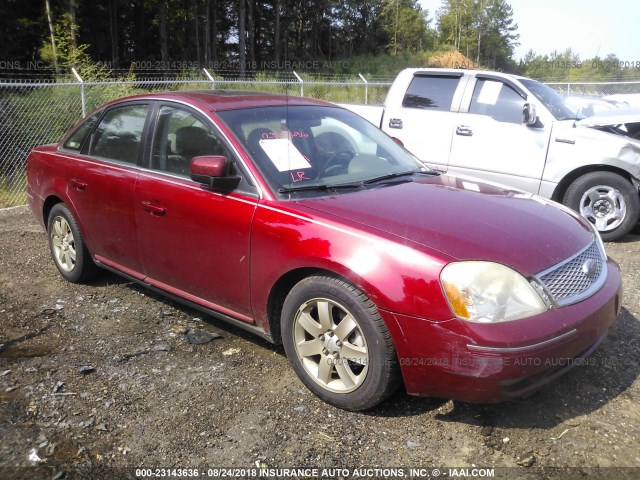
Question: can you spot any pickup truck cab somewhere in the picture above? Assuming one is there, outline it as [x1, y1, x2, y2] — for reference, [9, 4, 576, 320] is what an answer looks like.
[345, 68, 640, 241]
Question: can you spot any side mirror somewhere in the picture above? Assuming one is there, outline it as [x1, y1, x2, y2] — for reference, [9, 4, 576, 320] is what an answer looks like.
[391, 137, 405, 147]
[522, 103, 537, 126]
[190, 155, 240, 190]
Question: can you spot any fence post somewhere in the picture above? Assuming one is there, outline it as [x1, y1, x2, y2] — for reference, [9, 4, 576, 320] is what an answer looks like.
[72, 67, 86, 116]
[567, 82, 571, 96]
[293, 71, 304, 97]
[359, 73, 369, 105]
[203, 68, 216, 89]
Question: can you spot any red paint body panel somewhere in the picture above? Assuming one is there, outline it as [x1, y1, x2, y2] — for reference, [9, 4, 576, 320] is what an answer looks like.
[297, 175, 593, 276]
[26, 91, 623, 403]
[383, 259, 621, 401]
[134, 171, 256, 319]
[249, 200, 454, 327]
[28, 147, 142, 272]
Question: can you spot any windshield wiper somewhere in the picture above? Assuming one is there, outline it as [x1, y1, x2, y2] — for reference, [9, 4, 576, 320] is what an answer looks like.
[363, 170, 436, 185]
[279, 182, 364, 194]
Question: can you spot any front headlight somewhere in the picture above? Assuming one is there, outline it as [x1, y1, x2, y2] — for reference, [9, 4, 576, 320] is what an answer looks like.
[440, 261, 547, 323]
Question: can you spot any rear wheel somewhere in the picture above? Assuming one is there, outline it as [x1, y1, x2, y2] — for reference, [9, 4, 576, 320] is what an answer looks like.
[281, 275, 400, 411]
[563, 172, 640, 241]
[47, 204, 99, 283]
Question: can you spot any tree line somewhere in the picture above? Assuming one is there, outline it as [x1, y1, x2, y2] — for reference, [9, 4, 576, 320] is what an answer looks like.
[1, 0, 637, 80]
[1, 0, 520, 74]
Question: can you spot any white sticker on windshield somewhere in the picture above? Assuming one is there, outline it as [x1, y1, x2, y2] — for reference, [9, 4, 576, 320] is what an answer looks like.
[259, 138, 312, 172]
[476, 80, 502, 105]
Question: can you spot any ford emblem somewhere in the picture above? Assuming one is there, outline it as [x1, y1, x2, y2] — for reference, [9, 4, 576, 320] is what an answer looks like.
[581, 259, 598, 277]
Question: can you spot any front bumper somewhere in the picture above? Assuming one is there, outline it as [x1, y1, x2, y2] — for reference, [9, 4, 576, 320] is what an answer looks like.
[380, 258, 622, 403]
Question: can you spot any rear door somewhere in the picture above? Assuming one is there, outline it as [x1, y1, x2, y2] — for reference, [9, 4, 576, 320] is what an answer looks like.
[383, 72, 467, 170]
[134, 104, 258, 320]
[447, 75, 551, 193]
[65, 102, 150, 276]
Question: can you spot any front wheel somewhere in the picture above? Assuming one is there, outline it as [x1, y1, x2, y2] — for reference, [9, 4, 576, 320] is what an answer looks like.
[281, 275, 401, 411]
[563, 172, 640, 241]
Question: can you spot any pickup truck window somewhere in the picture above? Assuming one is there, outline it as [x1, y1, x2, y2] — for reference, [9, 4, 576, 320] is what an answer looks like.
[402, 75, 459, 111]
[469, 79, 525, 124]
[520, 79, 578, 121]
[89, 104, 149, 165]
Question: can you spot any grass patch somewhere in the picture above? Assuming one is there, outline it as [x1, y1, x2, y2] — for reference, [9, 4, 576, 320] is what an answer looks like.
[0, 177, 27, 208]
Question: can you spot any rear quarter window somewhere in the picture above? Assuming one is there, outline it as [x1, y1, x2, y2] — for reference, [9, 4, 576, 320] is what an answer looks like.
[62, 111, 101, 151]
[402, 75, 460, 111]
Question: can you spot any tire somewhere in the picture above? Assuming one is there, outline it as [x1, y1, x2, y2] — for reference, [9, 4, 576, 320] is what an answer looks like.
[281, 275, 401, 411]
[47, 203, 99, 283]
[563, 172, 640, 242]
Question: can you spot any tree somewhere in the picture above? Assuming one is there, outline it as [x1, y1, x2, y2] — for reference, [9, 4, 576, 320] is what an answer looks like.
[437, 0, 518, 70]
[45, 0, 59, 73]
[159, 0, 169, 63]
[381, 0, 431, 55]
[238, 0, 246, 74]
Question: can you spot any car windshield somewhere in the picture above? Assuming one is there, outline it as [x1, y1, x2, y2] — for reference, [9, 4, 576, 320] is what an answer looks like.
[520, 79, 580, 121]
[217, 105, 430, 196]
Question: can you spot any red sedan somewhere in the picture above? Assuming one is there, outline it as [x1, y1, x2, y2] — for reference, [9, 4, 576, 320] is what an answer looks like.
[27, 91, 622, 410]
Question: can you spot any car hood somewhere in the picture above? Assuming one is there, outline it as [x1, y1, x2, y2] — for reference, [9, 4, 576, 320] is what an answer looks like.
[577, 108, 640, 127]
[296, 175, 594, 276]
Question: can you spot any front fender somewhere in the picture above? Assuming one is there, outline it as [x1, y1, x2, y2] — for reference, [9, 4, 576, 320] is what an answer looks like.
[544, 122, 640, 186]
[249, 201, 453, 332]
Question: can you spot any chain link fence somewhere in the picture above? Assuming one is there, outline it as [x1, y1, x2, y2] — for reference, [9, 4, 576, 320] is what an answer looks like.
[0, 71, 392, 208]
[547, 81, 640, 97]
[2, 73, 640, 208]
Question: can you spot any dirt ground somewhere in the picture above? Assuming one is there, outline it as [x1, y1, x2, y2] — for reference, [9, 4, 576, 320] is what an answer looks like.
[1, 205, 639, 480]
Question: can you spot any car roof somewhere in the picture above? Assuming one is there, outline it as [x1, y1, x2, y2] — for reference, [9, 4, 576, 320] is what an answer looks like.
[103, 90, 336, 112]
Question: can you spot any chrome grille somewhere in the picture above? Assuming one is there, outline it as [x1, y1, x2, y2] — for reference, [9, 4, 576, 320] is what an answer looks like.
[536, 240, 606, 306]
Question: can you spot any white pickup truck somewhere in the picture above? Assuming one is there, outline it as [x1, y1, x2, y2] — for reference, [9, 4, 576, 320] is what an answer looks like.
[343, 68, 640, 241]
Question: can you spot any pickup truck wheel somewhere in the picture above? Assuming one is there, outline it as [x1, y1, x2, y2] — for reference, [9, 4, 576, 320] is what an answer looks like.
[47, 204, 99, 283]
[563, 172, 640, 241]
[281, 275, 401, 411]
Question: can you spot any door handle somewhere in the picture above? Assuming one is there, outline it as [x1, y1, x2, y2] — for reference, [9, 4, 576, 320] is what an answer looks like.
[70, 179, 87, 190]
[456, 125, 473, 136]
[388, 118, 403, 129]
[140, 201, 167, 216]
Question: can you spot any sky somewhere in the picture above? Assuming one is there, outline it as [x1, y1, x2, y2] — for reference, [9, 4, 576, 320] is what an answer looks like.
[419, 0, 640, 61]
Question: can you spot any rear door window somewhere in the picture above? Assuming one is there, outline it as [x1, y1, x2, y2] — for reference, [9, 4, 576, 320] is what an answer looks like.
[402, 75, 460, 111]
[89, 104, 149, 165]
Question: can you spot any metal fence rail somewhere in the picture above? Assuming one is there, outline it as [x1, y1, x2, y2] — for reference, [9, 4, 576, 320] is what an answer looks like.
[1, 72, 639, 208]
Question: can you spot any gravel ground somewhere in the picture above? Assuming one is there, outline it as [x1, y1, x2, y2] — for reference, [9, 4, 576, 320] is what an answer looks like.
[1, 205, 639, 480]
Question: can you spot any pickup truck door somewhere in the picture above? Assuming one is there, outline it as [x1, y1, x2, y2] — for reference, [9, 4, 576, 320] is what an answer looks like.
[447, 76, 551, 194]
[383, 72, 468, 171]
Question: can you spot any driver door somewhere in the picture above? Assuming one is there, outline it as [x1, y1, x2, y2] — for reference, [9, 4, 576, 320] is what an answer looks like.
[134, 104, 258, 319]
[448, 78, 551, 194]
